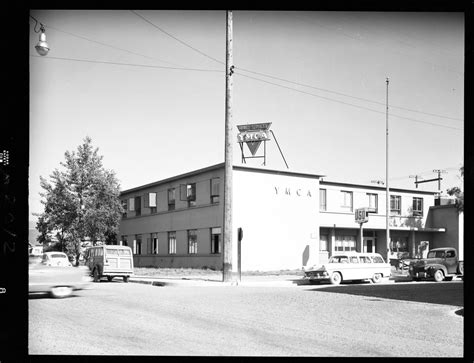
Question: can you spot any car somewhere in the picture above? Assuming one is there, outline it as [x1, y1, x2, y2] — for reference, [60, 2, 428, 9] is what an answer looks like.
[85, 245, 134, 282]
[409, 247, 464, 282]
[304, 252, 392, 285]
[41, 251, 73, 267]
[29, 255, 92, 298]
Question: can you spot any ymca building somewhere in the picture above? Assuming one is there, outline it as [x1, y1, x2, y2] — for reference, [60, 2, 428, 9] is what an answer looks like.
[118, 162, 457, 272]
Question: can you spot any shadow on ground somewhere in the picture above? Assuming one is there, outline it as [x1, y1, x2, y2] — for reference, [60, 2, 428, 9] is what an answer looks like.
[301, 281, 463, 306]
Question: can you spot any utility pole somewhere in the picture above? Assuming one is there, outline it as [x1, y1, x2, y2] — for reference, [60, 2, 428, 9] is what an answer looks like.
[409, 175, 423, 188]
[385, 77, 391, 264]
[433, 169, 447, 192]
[223, 10, 234, 283]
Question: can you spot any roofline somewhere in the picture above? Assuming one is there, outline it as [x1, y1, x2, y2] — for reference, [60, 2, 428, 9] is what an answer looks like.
[320, 180, 437, 195]
[121, 163, 225, 195]
[233, 164, 325, 179]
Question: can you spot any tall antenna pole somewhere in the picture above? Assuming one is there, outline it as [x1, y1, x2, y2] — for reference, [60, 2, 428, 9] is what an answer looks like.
[385, 77, 391, 264]
[223, 10, 235, 283]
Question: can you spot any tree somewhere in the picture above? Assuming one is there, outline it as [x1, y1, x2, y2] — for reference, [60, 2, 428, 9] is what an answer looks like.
[36, 137, 123, 265]
[446, 166, 463, 212]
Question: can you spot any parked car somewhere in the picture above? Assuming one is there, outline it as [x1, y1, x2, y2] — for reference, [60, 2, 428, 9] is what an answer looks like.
[85, 245, 134, 282]
[304, 252, 391, 285]
[409, 247, 464, 282]
[41, 252, 73, 267]
[29, 255, 92, 298]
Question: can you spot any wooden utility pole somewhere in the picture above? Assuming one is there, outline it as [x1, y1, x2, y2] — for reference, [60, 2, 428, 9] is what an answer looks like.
[223, 10, 234, 282]
[385, 77, 391, 264]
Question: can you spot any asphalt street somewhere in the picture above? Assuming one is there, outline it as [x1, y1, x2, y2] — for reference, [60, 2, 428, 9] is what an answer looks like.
[29, 280, 463, 357]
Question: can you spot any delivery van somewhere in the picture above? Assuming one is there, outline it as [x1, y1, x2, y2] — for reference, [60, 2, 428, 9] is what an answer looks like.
[85, 245, 134, 282]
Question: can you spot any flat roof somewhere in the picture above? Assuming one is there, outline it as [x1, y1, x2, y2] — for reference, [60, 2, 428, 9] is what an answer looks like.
[320, 180, 437, 195]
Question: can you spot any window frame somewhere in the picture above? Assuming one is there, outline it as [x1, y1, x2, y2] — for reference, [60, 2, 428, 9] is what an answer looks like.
[168, 188, 176, 211]
[341, 191, 353, 212]
[319, 189, 327, 211]
[412, 197, 423, 216]
[187, 229, 198, 254]
[367, 193, 378, 213]
[211, 178, 220, 204]
[390, 195, 402, 215]
[211, 227, 221, 254]
[168, 231, 177, 254]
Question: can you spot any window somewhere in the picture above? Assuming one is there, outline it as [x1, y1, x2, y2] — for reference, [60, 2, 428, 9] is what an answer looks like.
[372, 255, 384, 263]
[121, 236, 128, 246]
[341, 191, 353, 211]
[211, 178, 220, 204]
[134, 196, 141, 217]
[144, 192, 157, 214]
[211, 227, 221, 254]
[188, 229, 197, 254]
[152, 233, 158, 254]
[320, 235, 328, 251]
[360, 256, 372, 263]
[319, 189, 327, 211]
[390, 195, 401, 215]
[335, 235, 356, 252]
[412, 197, 423, 216]
[168, 231, 176, 254]
[367, 193, 378, 213]
[121, 200, 128, 218]
[128, 197, 135, 211]
[350, 256, 359, 263]
[446, 250, 455, 258]
[135, 235, 142, 255]
[168, 188, 176, 211]
[180, 183, 196, 207]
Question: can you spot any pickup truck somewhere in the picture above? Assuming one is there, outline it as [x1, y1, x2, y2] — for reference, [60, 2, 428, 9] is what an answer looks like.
[408, 247, 464, 282]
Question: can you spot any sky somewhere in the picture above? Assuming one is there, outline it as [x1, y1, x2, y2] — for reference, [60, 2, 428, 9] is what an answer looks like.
[29, 10, 464, 223]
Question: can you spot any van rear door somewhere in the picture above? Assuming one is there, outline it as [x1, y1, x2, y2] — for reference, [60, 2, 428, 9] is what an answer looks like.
[105, 247, 133, 273]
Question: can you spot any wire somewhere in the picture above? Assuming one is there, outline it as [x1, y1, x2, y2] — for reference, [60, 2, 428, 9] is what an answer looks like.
[130, 10, 225, 66]
[46, 24, 185, 68]
[235, 67, 463, 122]
[30, 54, 223, 73]
[236, 72, 463, 131]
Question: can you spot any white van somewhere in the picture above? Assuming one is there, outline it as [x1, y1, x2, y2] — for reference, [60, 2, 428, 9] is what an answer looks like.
[85, 245, 134, 282]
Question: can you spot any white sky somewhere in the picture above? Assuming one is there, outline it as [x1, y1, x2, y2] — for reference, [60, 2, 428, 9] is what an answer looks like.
[29, 10, 464, 222]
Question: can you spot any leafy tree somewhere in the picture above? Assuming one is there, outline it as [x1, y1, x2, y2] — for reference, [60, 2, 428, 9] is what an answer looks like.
[446, 166, 463, 212]
[36, 137, 123, 265]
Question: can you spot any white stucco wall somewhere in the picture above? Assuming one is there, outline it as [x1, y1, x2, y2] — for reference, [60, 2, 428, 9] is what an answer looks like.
[232, 167, 320, 271]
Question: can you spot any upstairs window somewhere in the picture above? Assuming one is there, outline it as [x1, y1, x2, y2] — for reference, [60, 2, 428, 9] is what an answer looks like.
[134, 196, 141, 217]
[121, 200, 128, 218]
[180, 183, 196, 207]
[390, 195, 401, 215]
[412, 197, 423, 216]
[367, 193, 378, 213]
[211, 178, 220, 204]
[319, 189, 327, 211]
[144, 192, 157, 214]
[168, 188, 176, 211]
[341, 191, 353, 212]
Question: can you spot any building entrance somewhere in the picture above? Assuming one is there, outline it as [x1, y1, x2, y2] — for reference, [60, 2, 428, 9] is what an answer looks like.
[363, 238, 374, 253]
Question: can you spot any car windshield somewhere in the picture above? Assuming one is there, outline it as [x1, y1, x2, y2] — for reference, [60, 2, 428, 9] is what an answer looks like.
[51, 254, 67, 259]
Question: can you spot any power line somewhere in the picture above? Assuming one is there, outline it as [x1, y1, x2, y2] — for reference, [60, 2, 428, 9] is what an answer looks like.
[30, 54, 223, 73]
[236, 72, 463, 131]
[43, 16, 463, 124]
[130, 10, 225, 66]
[45, 24, 184, 68]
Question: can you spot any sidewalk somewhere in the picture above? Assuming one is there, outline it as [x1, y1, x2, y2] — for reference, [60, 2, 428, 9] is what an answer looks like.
[129, 269, 413, 287]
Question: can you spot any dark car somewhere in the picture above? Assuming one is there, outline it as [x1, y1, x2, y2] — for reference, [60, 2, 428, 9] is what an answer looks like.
[29, 255, 92, 298]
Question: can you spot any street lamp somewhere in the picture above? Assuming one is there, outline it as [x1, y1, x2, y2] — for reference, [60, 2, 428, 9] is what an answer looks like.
[31, 15, 50, 56]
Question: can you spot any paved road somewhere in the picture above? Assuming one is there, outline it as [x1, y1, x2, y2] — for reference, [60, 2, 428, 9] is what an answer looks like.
[29, 281, 463, 356]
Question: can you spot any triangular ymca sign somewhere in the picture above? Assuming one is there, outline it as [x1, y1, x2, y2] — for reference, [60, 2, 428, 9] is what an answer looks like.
[246, 141, 262, 156]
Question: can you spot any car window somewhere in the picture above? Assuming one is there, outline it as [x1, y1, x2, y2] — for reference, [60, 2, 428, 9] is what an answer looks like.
[51, 254, 66, 259]
[360, 256, 372, 263]
[428, 251, 444, 258]
[118, 249, 131, 256]
[372, 255, 384, 263]
[340, 257, 349, 263]
[446, 250, 455, 258]
[350, 256, 359, 263]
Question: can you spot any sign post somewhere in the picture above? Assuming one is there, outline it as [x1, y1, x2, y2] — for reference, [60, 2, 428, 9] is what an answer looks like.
[355, 208, 368, 252]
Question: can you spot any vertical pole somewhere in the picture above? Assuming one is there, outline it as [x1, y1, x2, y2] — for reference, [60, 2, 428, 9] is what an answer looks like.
[385, 77, 391, 265]
[223, 10, 234, 283]
[359, 223, 364, 253]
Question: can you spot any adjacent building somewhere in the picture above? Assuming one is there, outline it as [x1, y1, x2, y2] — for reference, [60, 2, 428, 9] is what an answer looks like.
[118, 162, 461, 271]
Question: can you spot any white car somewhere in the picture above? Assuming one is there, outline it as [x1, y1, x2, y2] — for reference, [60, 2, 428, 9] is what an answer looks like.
[304, 252, 392, 285]
[41, 252, 73, 267]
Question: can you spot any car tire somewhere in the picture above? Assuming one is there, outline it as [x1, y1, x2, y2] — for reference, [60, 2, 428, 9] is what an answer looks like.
[123, 276, 129, 283]
[372, 273, 382, 283]
[93, 268, 100, 282]
[107, 276, 113, 282]
[433, 269, 444, 282]
[457, 262, 464, 275]
[51, 286, 73, 298]
[329, 272, 341, 285]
